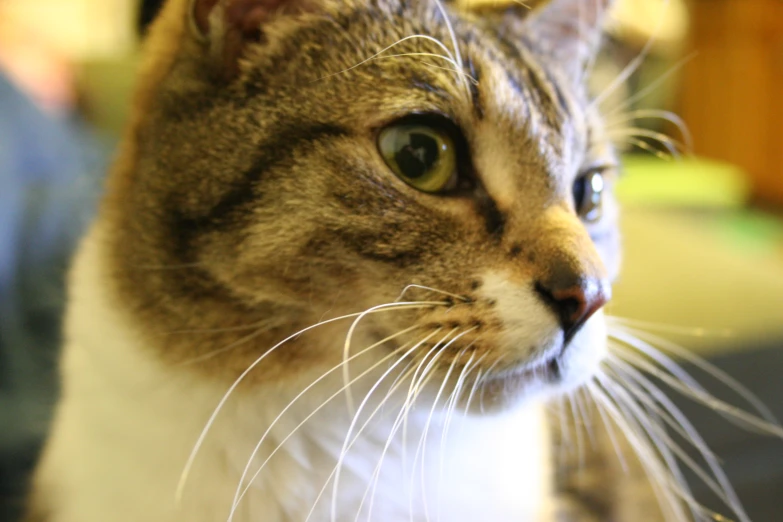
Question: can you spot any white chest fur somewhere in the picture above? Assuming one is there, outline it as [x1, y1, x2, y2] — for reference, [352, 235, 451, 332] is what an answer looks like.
[35, 228, 553, 522]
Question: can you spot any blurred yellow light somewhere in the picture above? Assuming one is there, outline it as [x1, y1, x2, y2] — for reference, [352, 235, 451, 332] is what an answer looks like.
[1, 0, 136, 60]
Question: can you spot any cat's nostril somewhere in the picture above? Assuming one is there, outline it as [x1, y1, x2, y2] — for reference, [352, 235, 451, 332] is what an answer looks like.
[535, 280, 610, 344]
[555, 295, 582, 325]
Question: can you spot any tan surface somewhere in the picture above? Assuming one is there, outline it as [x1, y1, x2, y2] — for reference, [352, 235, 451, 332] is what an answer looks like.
[611, 206, 783, 355]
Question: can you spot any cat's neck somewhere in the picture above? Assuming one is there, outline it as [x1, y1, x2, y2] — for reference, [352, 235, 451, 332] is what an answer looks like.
[44, 225, 553, 522]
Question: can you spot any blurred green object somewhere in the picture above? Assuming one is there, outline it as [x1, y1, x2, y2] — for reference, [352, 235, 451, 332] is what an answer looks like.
[78, 55, 139, 137]
[618, 155, 783, 256]
[713, 211, 783, 257]
[618, 155, 751, 209]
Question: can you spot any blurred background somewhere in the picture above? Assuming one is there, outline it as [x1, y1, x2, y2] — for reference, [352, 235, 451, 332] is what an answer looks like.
[0, 0, 781, 520]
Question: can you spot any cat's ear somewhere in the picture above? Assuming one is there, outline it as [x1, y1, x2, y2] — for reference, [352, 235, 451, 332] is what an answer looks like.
[189, 0, 318, 81]
[522, 0, 615, 82]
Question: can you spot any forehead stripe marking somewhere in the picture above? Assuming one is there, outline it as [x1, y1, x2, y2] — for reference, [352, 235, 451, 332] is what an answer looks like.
[465, 55, 485, 120]
[490, 32, 566, 129]
[199, 123, 348, 229]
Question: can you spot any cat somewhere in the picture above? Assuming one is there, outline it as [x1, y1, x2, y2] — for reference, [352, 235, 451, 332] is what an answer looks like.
[24, 0, 775, 521]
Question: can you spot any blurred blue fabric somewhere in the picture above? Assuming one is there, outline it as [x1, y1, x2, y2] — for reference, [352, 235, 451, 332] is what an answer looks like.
[0, 72, 106, 520]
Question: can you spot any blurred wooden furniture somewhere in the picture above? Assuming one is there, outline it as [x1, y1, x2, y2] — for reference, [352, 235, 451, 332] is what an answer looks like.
[679, 0, 783, 208]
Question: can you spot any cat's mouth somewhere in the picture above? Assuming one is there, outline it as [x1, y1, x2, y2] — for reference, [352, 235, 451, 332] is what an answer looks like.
[511, 356, 561, 383]
[483, 354, 562, 391]
[467, 355, 564, 411]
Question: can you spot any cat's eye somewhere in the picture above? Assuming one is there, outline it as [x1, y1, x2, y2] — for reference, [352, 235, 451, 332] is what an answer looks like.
[378, 122, 458, 193]
[572, 169, 605, 222]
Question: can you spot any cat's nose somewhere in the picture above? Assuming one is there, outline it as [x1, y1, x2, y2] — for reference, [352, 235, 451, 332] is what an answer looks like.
[535, 273, 611, 344]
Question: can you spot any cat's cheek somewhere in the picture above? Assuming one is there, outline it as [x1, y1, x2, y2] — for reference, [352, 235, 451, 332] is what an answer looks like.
[478, 271, 563, 364]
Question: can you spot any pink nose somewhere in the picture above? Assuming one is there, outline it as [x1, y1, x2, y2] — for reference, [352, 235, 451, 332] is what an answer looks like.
[535, 277, 611, 344]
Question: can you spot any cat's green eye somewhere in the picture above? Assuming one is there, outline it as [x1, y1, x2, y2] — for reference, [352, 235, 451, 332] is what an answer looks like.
[378, 124, 458, 193]
[573, 169, 605, 223]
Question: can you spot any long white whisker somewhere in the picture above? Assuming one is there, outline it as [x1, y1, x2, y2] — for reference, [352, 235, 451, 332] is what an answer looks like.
[403, 330, 470, 521]
[574, 387, 596, 448]
[601, 363, 753, 522]
[449, 353, 490, 449]
[567, 393, 585, 471]
[460, 356, 487, 419]
[605, 109, 693, 150]
[419, 339, 474, 522]
[477, 358, 504, 414]
[587, 384, 629, 473]
[608, 316, 735, 339]
[300, 331, 439, 522]
[326, 328, 457, 522]
[228, 326, 420, 519]
[611, 343, 783, 437]
[606, 127, 686, 157]
[606, 52, 698, 118]
[401, 333, 455, 482]
[610, 330, 733, 411]
[436, 350, 474, 522]
[607, 126, 685, 148]
[589, 381, 683, 520]
[408, 368, 444, 521]
[605, 354, 759, 520]
[439, 348, 475, 454]
[605, 356, 720, 462]
[556, 396, 571, 465]
[331, 328, 465, 522]
[176, 325, 272, 366]
[615, 136, 675, 160]
[229, 342, 419, 518]
[396, 284, 469, 304]
[370, 53, 479, 84]
[353, 363, 422, 522]
[593, 0, 671, 108]
[328, 361, 432, 522]
[316, 34, 460, 85]
[597, 371, 748, 522]
[342, 301, 448, 416]
[589, 380, 695, 521]
[454, 354, 489, 442]
[177, 302, 438, 502]
[433, 0, 470, 99]
[580, 0, 607, 84]
[362, 338, 457, 522]
[164, 318, 278, 337]
[610, 324, 778, 424]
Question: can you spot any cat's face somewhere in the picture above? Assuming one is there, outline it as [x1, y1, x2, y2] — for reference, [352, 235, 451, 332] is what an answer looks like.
[108, 0, 619, 410]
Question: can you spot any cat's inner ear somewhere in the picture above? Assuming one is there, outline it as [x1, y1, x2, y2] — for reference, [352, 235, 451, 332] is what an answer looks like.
[189, 0, 316, 80]
[523, 0, 615, 81]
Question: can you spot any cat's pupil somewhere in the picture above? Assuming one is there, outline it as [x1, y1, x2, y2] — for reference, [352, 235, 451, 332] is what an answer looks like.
[394, 132, 440, 179]
[572, 170, 604, 222]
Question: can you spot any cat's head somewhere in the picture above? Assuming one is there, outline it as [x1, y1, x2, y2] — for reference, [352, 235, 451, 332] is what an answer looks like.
[107, 0, 619, 409]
